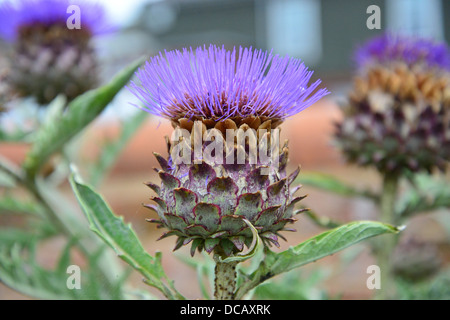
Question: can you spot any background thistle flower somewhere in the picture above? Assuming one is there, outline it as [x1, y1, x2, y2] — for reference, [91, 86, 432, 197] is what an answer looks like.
[129, 45, 329, 258]
[335, 34, 450, 174]
[0, 0, 111, 105]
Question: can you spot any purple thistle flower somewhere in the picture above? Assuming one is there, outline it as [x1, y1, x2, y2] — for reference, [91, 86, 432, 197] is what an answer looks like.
[354, 33, 450, 71]
[0, 0, 112, 41]
[128, 45, 329, 121]
[134, 45, 326, 260]
[0, 0, 113, 104]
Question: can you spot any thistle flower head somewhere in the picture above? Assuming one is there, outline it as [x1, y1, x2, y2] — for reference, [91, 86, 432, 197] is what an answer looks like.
[355, 33, 450, 71]
[129, 45, 329, 122]
[0, 0, 111, 41]
[336, 34, 450, 174]
[0, 0, 112, 105]
[134, 46, 328, 257]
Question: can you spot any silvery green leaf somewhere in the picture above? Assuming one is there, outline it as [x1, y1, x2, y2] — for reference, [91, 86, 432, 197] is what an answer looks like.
[235, 221, 400, 299]
[69, 169, 184, 300]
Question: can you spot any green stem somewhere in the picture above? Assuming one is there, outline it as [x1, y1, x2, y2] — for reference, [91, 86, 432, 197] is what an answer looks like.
[214, 258, 238, 300]
[376, 173, 400, 300]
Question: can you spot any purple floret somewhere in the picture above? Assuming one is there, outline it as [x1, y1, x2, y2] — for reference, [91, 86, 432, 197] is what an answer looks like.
[128, 45, 329, 120]
[0, 0, 112, 41]
[355, 33, 450, 70]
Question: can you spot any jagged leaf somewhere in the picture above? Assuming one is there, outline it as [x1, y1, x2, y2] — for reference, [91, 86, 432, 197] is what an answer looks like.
[69, 170, 184, 300]
[235, 221, 400, 299]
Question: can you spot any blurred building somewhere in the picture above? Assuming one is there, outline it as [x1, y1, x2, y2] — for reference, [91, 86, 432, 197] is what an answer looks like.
[122, 0, 449, 79]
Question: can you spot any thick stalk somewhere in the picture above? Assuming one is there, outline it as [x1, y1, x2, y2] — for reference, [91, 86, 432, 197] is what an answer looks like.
[376, 173, 399, 299]
[214, 259, 238, 300]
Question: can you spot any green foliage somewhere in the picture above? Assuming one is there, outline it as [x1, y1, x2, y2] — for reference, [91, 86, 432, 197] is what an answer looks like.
[69, 171, 184, 300]
[235, 221, 399, 299]
[0, 225, 56, 246]
[178, 249, 333, 300]
[301, 171, 450, 231]
[0, 196, 46, 217]
[0, 169, 15, 188]
[304, 209, 342, 229]
[253, 269, 330, 300]
[0, 54, 417, 300]
[0, 127, 31, 142]
[267, 221, 398, 275]
[299, 171, 379, 200]
[23, 57, 146, 178]
[176, 252, 215, 300]
[0, 58, 148, 300]
[395, 269, 450, 300]
[396, 174, 450, 221]
[0, 242, 125, 300]
[0, 243, 74, 300]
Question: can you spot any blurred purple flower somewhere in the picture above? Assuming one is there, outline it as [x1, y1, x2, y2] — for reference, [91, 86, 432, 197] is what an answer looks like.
[336, 33, 450, 174]
[0, 0, 112, 41]
[354, 33, 450, 70]
[129, 45, 329, 121]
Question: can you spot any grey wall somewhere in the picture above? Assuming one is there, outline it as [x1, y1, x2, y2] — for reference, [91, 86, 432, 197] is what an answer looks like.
[133, 0, 448, 78]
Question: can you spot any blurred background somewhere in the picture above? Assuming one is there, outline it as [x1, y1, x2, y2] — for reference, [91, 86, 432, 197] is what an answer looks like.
[0, 0, 449, 299]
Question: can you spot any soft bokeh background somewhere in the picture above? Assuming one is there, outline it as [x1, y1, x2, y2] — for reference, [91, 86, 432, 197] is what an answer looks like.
[1, 0, 449, 299]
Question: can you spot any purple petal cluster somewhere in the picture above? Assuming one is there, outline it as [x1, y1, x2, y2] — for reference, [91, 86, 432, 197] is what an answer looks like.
[0, 0, 112, 41]
[129, 45, 329, 120]
[355, 33, 450, 70]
